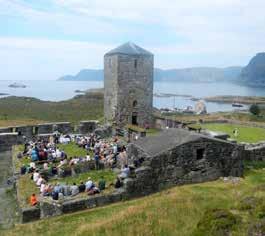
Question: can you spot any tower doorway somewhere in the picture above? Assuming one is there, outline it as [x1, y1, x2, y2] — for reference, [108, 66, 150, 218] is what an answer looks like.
[132, 112, 138, 125]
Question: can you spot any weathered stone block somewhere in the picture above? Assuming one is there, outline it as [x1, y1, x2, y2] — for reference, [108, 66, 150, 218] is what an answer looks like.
[21, 207, 40, 223]
[62, 199, 87, 214]
[40, 200, 63, 218]
[95, 195, 111, 206]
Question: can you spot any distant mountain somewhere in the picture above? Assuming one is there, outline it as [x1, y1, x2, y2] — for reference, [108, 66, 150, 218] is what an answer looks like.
[58, 69, 103, 81]
[154, 67, 242, 82]
[240, 53, 265, 86]
[58, 67, 243, 82]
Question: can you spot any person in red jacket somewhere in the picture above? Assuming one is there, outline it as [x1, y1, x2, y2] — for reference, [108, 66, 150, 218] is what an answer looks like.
[30, 193, 38, 206]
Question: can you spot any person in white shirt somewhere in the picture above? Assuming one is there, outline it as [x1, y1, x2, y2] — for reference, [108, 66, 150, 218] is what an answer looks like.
[30, 162, 36, 170]
[36, 176, 44, 187]
[85, 177, 94, 191]
[33, 170, 40, 182]
[43, 163, 49, 170]
[40, 183, 46, 195]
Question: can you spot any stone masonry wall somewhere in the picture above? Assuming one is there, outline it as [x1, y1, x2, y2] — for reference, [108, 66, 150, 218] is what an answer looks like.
[244, 142, 265, 161]
[78, 120, 99, 134]
[104, 54, 154, 127]
[0, 133, 19, 150]
[125, 138, 243, 197]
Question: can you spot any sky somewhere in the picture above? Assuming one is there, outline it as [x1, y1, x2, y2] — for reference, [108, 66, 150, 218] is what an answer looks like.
[0, 0, 265, 80]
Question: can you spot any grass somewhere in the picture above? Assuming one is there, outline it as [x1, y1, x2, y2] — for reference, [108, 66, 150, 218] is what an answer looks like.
[156, 110, 265, 124]
[0, 92, 103, 126]
[4, 161, 265, 236]
[50, 170, 116, 187]
[57, 143, 88, 157]
[16, 174, 39, 208]
[16, 169, 116, 209]
[201, 123, 265, 143]
[12, 145, 31, 173]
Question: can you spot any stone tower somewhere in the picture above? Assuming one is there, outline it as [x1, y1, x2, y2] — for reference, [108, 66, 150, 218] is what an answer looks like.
[104, 42, 154, 128]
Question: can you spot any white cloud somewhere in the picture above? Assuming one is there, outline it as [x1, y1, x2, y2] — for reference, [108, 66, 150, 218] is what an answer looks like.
[0, 0, 265, 78]
[0, 37, 114, 80]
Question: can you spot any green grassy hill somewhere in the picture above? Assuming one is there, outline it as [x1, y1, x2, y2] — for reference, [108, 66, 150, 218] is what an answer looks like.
[0, 92, 103, 126]
[202, 123, 265, 143]
[3, 162, 265, 236]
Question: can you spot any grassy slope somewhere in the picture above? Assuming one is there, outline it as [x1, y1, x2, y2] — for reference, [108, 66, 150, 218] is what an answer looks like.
[0, 92, 103, 126]
[4, 163, 265, 236]
[157, 110, 265, 124]
[202, 123, 265, 143]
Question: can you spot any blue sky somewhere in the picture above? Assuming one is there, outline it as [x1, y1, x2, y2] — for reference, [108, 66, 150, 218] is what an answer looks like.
[0, 0, 265, 80]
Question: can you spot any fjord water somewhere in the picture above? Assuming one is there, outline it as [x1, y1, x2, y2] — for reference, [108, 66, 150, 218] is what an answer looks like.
[0, 80, 265, 112]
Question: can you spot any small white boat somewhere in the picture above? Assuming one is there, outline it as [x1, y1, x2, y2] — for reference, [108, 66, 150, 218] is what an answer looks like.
[232, 103, 243, 108]
[8, 82, 26, 88]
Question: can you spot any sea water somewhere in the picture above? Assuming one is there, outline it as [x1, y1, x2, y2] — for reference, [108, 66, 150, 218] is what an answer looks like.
[0, 80, 265, 113]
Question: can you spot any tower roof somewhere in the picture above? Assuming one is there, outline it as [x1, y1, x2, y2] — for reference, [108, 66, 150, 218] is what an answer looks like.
[105, 42, 153, 56]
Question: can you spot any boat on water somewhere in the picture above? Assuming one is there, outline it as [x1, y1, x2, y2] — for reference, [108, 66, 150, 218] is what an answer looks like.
[8, 82, 26, 88]
[232, 103, 243, 108]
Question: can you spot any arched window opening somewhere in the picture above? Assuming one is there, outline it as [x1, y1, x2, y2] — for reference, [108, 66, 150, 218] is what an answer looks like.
[133, 100, 138, 108]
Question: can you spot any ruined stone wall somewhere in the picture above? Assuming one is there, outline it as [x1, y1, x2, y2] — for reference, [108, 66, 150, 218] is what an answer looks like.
[104, 54, 154, 127]
[0, 127, 13, 133]
[125, 138, 243, 197]
[78, 120, 99, 134]
[244, 143, 265, 161]
[0, 133, 18, 150]
[21, 190, 125, 222]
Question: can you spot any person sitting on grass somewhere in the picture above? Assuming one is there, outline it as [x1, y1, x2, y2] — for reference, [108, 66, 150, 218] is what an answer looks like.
[36, 175, 45, 187]
[114, 177, 122, 189]
[33, 170, 40, 183]
[31, 147, 39, 162]
[98, 176, 106, 191]
[30, 193, 38, 206]
[70, 183, 79, 196]
[85, 177, 94, 192]
[78, 182, 86, 193]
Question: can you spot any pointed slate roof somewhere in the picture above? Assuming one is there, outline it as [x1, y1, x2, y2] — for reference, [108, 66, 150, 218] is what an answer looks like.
[105, 42, 153, 56]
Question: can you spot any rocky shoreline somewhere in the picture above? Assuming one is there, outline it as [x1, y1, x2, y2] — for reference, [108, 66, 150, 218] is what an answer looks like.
[191, 95, 265, 105]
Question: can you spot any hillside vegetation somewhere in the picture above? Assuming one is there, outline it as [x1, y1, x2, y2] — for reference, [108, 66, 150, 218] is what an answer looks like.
[3, 161, 265, 236]
[0, 92, 103, 126]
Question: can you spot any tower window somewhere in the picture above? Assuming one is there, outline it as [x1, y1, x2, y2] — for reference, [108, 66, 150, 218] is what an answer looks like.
[196, 148, 205, 160]
[133, 100, 137, 107]
[108, 58, 111, 68]
[134, 59, 137, 68]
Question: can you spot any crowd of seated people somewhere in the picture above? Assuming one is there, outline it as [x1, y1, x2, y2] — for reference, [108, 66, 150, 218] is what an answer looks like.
[34, 176, 108, 201]
[17, 132, 134, 206]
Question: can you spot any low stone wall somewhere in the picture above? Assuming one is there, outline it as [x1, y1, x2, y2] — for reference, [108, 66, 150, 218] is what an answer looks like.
[0, 127, 13, 133]
[20, 189, 125, 222]
[0, 133, 19, 150]
[15, 126, 34, 138]
[53, 122, 73, 134]
[78, 120, 99, 134]
[94, 125, 113, 138]
[0, 121, 103, 138]
[244, 142, 265, 161]
[37, 123, 54, 134]
[21, 207, 41, 223]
